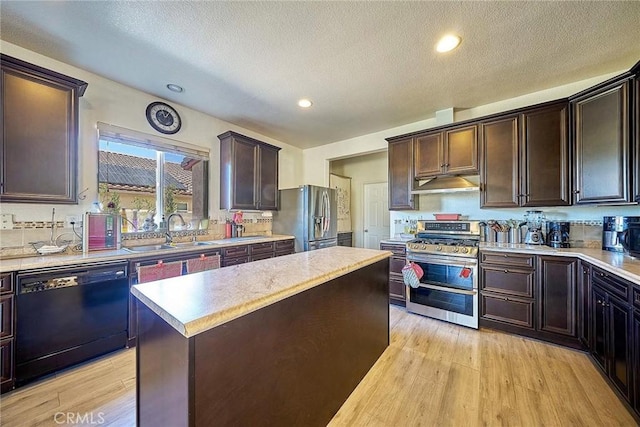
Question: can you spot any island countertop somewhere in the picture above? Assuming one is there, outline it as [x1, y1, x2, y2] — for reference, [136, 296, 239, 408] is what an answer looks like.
[131, 246, 392, 338]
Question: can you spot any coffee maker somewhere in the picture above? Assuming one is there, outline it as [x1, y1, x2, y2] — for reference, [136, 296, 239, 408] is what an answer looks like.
[546, 221, 570, 248]
[523, 210, 545, 245]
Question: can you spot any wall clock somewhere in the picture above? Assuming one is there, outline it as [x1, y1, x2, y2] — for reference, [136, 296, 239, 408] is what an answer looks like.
[145, 101, 182, 134]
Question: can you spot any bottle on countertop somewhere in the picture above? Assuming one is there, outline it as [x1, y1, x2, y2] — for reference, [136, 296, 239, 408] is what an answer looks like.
[225, 220, 233, 239]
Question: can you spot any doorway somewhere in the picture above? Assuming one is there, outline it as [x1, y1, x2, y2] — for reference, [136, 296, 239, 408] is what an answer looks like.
[363, 182, 389, 249]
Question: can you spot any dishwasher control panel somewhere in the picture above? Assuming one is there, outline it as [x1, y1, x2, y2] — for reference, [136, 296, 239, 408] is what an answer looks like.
[21, 276, 78, 293]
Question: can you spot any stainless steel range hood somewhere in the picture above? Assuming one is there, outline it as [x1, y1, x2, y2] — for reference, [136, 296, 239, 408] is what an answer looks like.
[411, 176, 480, 194]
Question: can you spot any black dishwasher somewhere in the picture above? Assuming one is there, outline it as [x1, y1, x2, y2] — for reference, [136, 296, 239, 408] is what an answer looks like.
[15, 261, 128, 385]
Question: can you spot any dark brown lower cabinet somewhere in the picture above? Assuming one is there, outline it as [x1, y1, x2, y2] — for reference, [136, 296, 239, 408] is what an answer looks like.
[380, 242, 406, 305]
[479, 251, 579, 348]
[537, 256, 576, 336]
[578, 261, 592, 347]
[337, 232, 353, 247]
[634, 309, 640, 416]
[591, 285, 633, 402]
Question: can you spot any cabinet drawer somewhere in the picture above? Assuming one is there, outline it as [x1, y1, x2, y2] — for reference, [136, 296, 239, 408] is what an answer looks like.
[633, 287, 640, 310]
[481, 293, 534, 329]
[380, 243, 406, 256]
[275, 239, 294, 252]
[389, 256, 406, 275]
[481, 266, 534, 298]
[0, 274, 13, 295]
[222, 245, 250, 257]
[591, 267, 630, 301]
[251, 252, 274, 262]
[0, 296, 13, 339]
[389, 277, 406, 301]
[251, 242, 275, 255]
[481, 252, 534, 268]
[222, 256, 250, 267]
[0, 339, 14, 393]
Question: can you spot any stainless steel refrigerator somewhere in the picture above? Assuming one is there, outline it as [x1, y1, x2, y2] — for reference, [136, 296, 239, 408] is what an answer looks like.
[272, 185, 338, 252]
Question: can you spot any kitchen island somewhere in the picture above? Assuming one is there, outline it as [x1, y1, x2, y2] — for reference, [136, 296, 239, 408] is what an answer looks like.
[131, 246, 391, 427]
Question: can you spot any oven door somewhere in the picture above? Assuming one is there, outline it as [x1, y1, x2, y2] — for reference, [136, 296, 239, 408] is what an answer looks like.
[405, 254, 478, 329]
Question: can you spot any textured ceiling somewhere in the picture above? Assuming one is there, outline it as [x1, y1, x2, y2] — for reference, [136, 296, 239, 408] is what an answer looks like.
[1, 1, 640, 149]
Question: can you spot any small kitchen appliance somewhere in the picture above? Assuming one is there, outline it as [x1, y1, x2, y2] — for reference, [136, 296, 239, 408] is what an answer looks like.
[405, 220, 481, 329]
[546, 221, 570, 248]
[602, 216, 640, 253]
[523, 210, 545, 245]
[83, 212, 121, 252]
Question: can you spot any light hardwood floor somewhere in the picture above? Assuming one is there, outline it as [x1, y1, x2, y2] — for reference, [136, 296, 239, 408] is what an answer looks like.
[1, 306, 637, 426]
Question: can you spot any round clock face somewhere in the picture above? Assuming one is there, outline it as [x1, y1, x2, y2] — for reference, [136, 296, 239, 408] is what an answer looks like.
[145, 102, 182, 134]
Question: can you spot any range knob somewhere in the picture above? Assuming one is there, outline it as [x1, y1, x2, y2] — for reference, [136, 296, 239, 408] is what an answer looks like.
[461, 247, 469, 254]
[420, 244, 427, 250]
[436, 245, 442, 251]
[452, 247, 459, 253]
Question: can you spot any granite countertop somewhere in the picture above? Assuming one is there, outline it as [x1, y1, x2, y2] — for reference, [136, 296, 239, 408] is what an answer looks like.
[481, 243, 640, 285]
[0, 235, 295, 273]
[132, 246, 392, 338]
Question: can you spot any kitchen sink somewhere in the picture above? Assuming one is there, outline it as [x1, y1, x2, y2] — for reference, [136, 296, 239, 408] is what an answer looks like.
[123, 244, 176, 253]
[169, 241, 220, 247]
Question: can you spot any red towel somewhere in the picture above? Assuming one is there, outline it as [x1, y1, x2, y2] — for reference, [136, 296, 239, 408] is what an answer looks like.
[138, 261, 183, 283]
[186, 254, 220, 274]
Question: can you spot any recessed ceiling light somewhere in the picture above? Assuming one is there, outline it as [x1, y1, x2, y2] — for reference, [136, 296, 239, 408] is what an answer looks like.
[166, 83, 184, 93]
[436, 34, 461, 53]
[298, 99, 313, 108]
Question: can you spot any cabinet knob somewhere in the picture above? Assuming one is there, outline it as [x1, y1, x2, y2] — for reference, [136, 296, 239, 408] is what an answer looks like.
[573, 190, 580, 194]
[596, 299, 603, 304]
[440, 164, 446, 168]
[503, 269, 509, 273]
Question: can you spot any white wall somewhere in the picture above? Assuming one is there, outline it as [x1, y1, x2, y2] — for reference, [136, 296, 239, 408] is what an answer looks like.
[0, 41, 304, 223]
[330, 152, 388, 247]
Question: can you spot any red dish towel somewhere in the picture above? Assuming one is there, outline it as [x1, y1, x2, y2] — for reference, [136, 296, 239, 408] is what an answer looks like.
[186, 254, 221, 274]
[138, 261, 183, 283]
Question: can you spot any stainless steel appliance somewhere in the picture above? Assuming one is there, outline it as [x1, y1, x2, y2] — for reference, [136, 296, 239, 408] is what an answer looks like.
[272, 185, 337, 252]
[405, 220, 480, 329]
[83, 212, 121, 252]
[523, 210, 545, 245]
[546, 221, 570, 248]
[602, 216, 640, 253]
[15, 262, 128, 385]
[618, 217, 640, 257]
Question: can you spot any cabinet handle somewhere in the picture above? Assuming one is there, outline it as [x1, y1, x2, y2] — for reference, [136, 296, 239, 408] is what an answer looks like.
[440, 164, 446, 168]
[573, 190, 580, 194]
[503, 254, 508, 258]
[503, 269, 509, 273]
[596, 299, 603, 305]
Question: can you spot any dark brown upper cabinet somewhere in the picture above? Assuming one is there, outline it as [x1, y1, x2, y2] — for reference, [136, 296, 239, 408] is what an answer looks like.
[218, 131, 280, 211]
[0, 55, 87, 204]
[387, 137, 418, 210]
[480, 101, 570, 208]
[414, 124, 478, 178]
[571, 76, 632, 205]
[634, 68, 640, 203]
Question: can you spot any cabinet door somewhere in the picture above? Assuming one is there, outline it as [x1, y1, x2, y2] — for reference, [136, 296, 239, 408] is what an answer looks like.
[537, 257, 576, 337]
[634, 309, 640, 415]
[388, 138, 417, 210]
[414, 133, 442, 178]
[389, 277, 406, 303]
[0, 296, 13, 340]
[521, 103, 571, 207]
[480, 116, 519, 207]
[0, 339, 13, 393]
[608, 294, 632, 400]
[257, 145, 279, 211]
[445, 125, 478, 175]
[578, 262, 591, 347]
[231, 138, 258, 209]
[591, 286, 608, 371]
[0, 64, 84, 203]
[634, 77, 640, 203]
[480, 293, 534, 329]
[573, 80, 630, 204]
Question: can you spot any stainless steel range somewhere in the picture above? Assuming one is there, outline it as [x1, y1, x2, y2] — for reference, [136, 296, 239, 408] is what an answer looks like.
[405, 220, 481, 329]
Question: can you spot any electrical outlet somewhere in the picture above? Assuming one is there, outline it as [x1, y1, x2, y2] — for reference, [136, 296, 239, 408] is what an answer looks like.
[65, 215, 81, 228]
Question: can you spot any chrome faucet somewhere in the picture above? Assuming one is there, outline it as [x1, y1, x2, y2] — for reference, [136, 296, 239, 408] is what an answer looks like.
[165, 213, 186, 243]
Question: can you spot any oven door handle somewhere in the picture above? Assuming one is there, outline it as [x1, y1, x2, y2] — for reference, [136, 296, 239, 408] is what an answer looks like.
[407, 255, 478, 268]
[414, 283, 478, 296]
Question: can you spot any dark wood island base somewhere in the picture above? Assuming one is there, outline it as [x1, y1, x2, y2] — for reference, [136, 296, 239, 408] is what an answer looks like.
[136, 258, 389, 426]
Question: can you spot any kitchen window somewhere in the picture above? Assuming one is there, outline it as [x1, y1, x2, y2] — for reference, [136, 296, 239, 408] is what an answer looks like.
[97, 122, 209, 232]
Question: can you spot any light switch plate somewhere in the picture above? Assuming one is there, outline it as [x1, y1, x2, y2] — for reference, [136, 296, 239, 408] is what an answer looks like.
[1, 213, 14, 230]
[65, 215, 81, 228]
